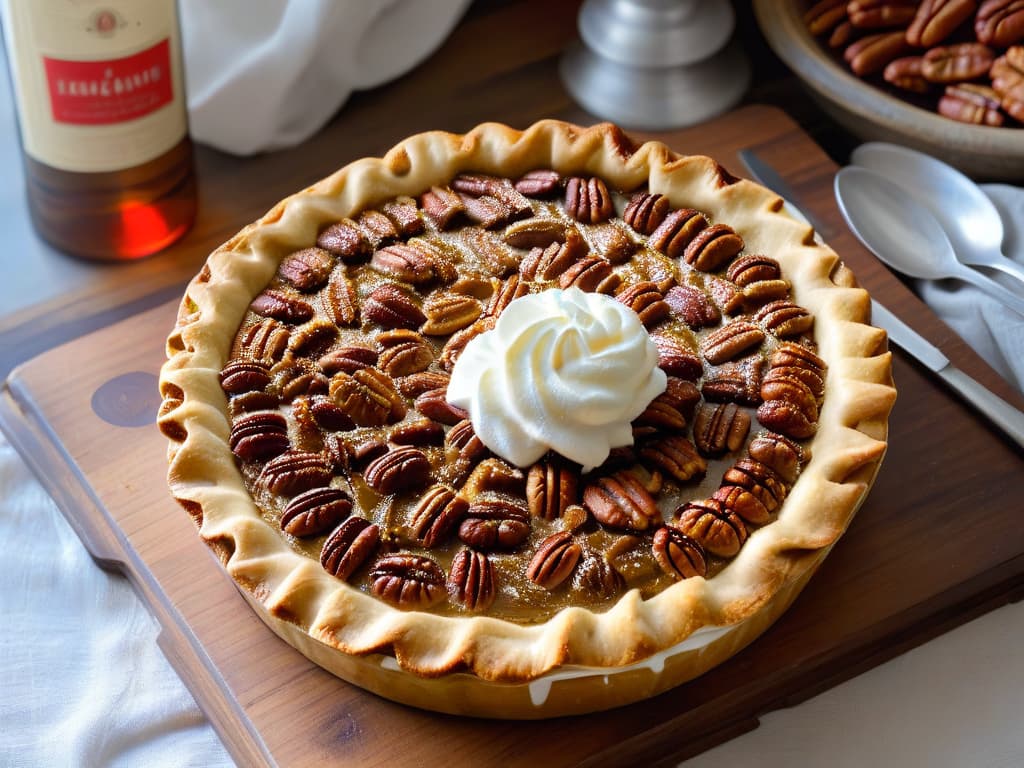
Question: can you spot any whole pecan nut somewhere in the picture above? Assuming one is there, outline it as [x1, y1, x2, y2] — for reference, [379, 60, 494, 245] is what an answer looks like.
[369, 553, 447, 608]
[583, 472, 662, 531]
[674, 498, 748, 558]
[363, 446, 431, 494]
[320, 517, 379, 580]
[281, 486, 352, 537]
[652, 525, 708, 580]
[527, 531, 582, 590]
[447, 548, 496, 611]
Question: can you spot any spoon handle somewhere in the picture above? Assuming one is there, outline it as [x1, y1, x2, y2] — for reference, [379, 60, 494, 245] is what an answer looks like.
[954, 264, 1024, 316]
[977, 250, 1024, 287]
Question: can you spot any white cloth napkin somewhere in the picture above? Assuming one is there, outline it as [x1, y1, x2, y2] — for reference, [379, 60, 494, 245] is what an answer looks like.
[180, 0, 472, 155]
[912, 184, 1024, 393]
[2, 186, 1022, 764]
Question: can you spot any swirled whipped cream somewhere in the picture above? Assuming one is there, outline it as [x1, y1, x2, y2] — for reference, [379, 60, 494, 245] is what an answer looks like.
[446, 287, 667, 472]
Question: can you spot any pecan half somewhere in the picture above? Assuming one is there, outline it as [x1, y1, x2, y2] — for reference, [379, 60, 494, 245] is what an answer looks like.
[270, 358, 328, 401]
[712, 485, 771, 526]
[440, 317, 496, 370]
[316, 220, 371, 262]
[320, 517, 379, 580]
[748, 431, 807, 483]
[363, 284, 426, 330]
[683, 223, 744, 272]
[281, 487, 352, 537]
[772, 341, 826, 377]
[573, 551, 625, 597]
[977, 0, 1024, 47]
[419, 186, 465, 230]
[288, 319, 337, 358]
[648, 208, 707, 258]
[447, 548, 496, 611]
[623, 191, 670, 234]
[756, 398, 817, 439]
[381, 196, 425, 238]
[371, 242, 437, 285]
[485, 274, 530, 316]
[251, 290, 314, 324]
[564, 177, 613, 223]
[329, 367, 406, 427]
[727, 254, 781, 286]
[445, 418, 488, 465]
[458, 499, 531, 550]
[410, 485, 468, 547]
[755, 299, 815, 338]
[376, 329, 433, 377]
[415, 387, 468, 425]
[992, 47, 1024, 120]
[309, 395, 354, 431]
[317, 345, 378, 376]
[322, 270, 359, 327]
[363, 446, 431, 494]
[693, 401, 751, 457]
[526, 458, 580, 520]
[639, 435, 708, 483]
[229, 411, 290, 461]
[652, 526, 708, 580]
[395, 370, 450, 398]
[503, 217, 567, 250]
[922, 42, 996, 83]
[220, 359, 271, 394]
[721, 458, 788, 517]
[701, 320, 766, 364]
[259, 450, 332, 496]
[674, 498, 748, 558]
[370, 554, 447, 609]
[389, 419, 444, 447]
[583, 472, 662, 531]
[844, 31, 911, 76]
[278, 247, 334, 292]
[527, 531, 582, 590]
[634, 378, 699, 433]
[650, 335, 703, 380]
[804, 0, 848, 36]
[761, 370, 819, 425]
[616, 281, 670, 327]
[520, 233, 586, 281]
[908, 0, 978, 47]
[848, 0, 918, 28]
[939, 83, 1006, 125]
[514, 169, 562, 197]
[461, 458, 526, 498]
[357, 209, 399, 249]
[663, 284, 721, 329]
[558, 256, 621, 294]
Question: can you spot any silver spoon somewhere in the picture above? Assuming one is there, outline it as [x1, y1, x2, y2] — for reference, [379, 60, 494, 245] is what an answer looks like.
[851, 142, 1024, 287]
[834, 166, 1024, 316]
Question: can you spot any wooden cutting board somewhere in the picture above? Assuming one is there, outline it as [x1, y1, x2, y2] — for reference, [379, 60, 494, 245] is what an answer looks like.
[2, 106, 1023, 767]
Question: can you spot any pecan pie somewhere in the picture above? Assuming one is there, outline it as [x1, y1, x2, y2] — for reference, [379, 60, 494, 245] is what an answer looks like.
[159, 121, 895, 718]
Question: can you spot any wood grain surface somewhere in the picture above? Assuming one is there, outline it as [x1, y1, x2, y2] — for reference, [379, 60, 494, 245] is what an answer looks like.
[2, 103, 1023, 767]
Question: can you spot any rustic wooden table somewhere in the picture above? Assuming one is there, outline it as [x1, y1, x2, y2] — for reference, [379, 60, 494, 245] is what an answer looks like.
[2, 2, 1022, 766]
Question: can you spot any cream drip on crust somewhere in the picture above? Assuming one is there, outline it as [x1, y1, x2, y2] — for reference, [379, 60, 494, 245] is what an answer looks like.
[446, 288, 667, 472]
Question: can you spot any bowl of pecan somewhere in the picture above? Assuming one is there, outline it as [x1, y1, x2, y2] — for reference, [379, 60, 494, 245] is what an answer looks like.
[753, 0, 1024, 179]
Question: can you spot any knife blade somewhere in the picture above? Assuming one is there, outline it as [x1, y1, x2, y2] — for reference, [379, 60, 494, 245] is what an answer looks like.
[738, 148, 1024, 449]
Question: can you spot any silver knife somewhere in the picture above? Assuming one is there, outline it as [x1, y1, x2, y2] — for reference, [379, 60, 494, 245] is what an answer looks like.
[738, 148, 1024, 450]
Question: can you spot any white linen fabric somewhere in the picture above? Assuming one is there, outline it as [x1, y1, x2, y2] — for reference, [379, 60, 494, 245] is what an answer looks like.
[0, 187, 1021, 764]
[180, 0, 472, 155]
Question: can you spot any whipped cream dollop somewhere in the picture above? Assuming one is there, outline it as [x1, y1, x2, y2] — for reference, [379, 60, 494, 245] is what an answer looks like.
[446, 287, 667, 472]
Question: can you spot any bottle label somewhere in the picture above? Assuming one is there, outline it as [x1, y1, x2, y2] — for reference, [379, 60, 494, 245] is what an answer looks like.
[44, 38, 174, 126]
[1, 1, 188, 173]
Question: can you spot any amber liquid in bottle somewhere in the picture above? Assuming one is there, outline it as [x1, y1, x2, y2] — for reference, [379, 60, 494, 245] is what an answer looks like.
[3, 0, 196, 261]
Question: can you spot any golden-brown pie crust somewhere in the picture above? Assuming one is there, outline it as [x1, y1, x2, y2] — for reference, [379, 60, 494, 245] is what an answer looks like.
[159, 120, 895, 717]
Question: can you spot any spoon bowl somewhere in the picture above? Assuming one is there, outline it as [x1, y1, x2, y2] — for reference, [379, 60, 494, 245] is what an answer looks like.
[834, 166, 1024, 316]
[851, 142, 1024, 286]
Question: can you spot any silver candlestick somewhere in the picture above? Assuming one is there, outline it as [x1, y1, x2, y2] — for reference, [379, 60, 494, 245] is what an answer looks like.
[561, 0, 749, 130]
